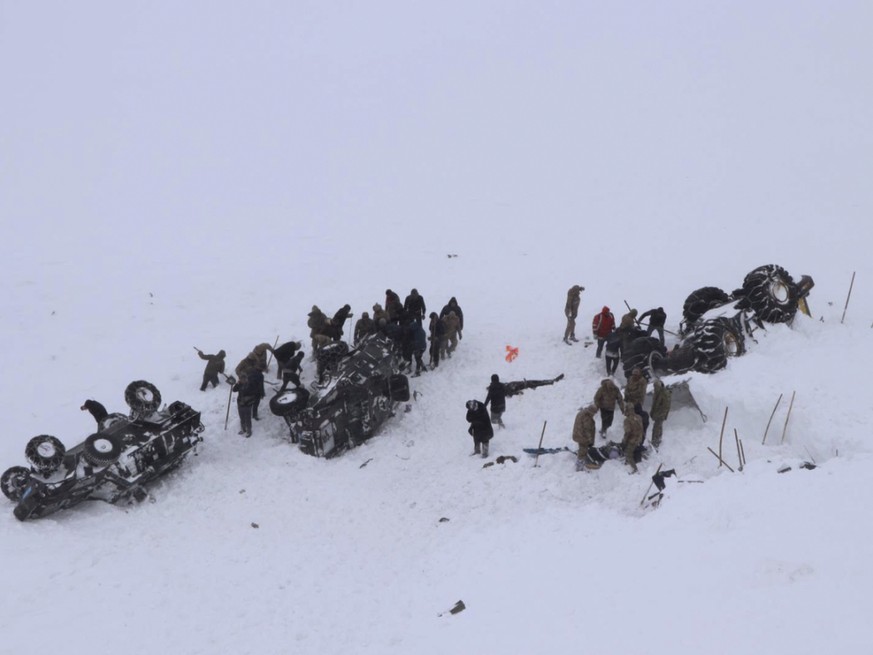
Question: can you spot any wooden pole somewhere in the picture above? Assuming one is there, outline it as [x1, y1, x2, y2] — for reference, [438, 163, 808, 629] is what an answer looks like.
[718, 407, 729, 467]
[761, 393, 783, 445]
[739, 439, 746, 469]
[780, 391, 796, 444]
[224, 383, 234, 431]
[265, 335, 280, 368]
[533, 421, 548, 468]
[707, 446, 735, 472]
[734, 429, 743, 471]
[841, 272, 856, 324]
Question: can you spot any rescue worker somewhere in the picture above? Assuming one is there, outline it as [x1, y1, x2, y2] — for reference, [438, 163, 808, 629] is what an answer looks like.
[650, 379, 672, 448]
[484, 374, 507, 428]
[465, 400, 493, 458]
[624, 368, 648, 406]
[594, 378, 625, 437]
[592, 306, 616, 358]
[196, 348, 226, 390]
[639, 307, 667, 345]
[563, 284, 584, 344]
[572, 405, 597, 469]
[621, 403, 644, 473]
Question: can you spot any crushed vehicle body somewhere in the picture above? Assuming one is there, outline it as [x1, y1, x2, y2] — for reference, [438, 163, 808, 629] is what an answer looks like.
[1, 381, 204, 521]
[623, 264, 814, 378]
[270, 333, 410, 458]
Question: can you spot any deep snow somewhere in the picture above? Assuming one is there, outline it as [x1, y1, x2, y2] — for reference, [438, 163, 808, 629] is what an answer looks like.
[2, 3, 873, 654]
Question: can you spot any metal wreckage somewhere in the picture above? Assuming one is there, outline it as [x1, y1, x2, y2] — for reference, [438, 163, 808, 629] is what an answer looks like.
[1, 381, 204, 521]
[580, 264, 814, 472]
[269, 333, 411, 458]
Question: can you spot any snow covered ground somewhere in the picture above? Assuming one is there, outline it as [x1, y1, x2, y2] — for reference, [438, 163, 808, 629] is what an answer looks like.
[2, 3, 872, 654]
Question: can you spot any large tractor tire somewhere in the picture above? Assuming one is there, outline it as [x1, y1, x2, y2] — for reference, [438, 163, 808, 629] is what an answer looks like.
[741, 265, 799, 324]
[689, 317, 746, 373]
[681, 287, 731, 332]
[1, 466, 32, 501]
[24, 435, 66, 476]
[622, 337, 665, 379]
[124, 380, 162, 415]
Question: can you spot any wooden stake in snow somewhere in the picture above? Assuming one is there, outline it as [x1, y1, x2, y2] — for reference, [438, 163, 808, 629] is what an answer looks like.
[706, 446, 735, 472]
[780, 391, 796, 444]
[739, 439, 746, 469]
[841, 271, 856, 324]
[718, 407, 729, 467]
[734, 429, 744, 471]
[533, 420, 548, 468]
[761, 393, 783, 445]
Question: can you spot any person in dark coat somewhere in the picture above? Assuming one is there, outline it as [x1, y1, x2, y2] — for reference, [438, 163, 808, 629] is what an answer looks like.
[230, 373, 262, 438]
[272, 341, 302, 380]
[398, 318, 415, 372]
[440, 297, 464, 338]
[465, 400, 493, 458]
[278, 351, 305, 391]
[248, 369, 266, 421]
[639, 307, 667, 345]
[196, 349, 226, 390]
[412, 319, 428, 375]
[81, 400, 108, 427]
[354, 312, 376, 344]
[428, 312, 446, 368]
[484, 374, 507, 427]
[604, 330, 623, 376]
[320, 304, 352, 341]
[403, 289, 427, 322]
[385, 289, 404, 323]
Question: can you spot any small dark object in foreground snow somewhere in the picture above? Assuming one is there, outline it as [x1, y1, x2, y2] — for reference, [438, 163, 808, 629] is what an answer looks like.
[359, 458, 374, 469]
[251, 522, 259, 529]
[438, 600, 466, 616]
[778, 462, 816, 474]
[438, 517, 450, 523]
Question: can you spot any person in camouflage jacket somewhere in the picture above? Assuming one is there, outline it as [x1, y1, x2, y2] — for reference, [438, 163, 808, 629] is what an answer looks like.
[594, 378, 625, 437]
[442, 310, 461, 357]
[572, 405, 597, 459]
[196, 348, 226, 390]
[621, 403, 644, 473]
[624, 368, 648, 406]
[650, 379, 672, 448]
[563, 285, 584, 344]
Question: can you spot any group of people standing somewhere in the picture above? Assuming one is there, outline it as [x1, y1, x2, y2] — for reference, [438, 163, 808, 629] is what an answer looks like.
[562, 285, 675, 473]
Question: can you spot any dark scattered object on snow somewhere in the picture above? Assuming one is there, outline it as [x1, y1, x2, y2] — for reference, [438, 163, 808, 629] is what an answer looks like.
[438, 600, 466, 617]
[251, 522, 260, 529]
[777, 462, 817, 474]
[439, 517, 450, 522]
[523, 447, 572, 456]
[624, 265, 814, 379]
[504, 373, 565, 398]
[1, 381, 204, 521]
[270, 333, 410, 458]
[652, 468, 677, 491]
[581, 441, 648, 469]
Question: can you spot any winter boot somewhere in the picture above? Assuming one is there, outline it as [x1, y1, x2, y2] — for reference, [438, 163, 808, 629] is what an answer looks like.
[472, 443, 481, 456]
[482, 442, 489, 458]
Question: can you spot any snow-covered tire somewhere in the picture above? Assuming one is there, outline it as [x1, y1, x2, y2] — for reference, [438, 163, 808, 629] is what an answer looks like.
[270, 388, 310, 417]
[741, 265, 799, 324]
[622, 337, 664, 379]
[689, 317, 746, 373]
[83, 433, 123, 467]
[124, 380, 162, 414]
[1, 466, 32, 501]
[25, 435, 66, 476]
[682, 287, 731, 330]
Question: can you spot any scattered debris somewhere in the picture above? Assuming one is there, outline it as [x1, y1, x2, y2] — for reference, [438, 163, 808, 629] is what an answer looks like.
[251, 522, 260, 529]
[359, 458, 374, 469]
[777, 462, 817, 474]
[438, 517, 450, 523]
[438, 600, 466, 616]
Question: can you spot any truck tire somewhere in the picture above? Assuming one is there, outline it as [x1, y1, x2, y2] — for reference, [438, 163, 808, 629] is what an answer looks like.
[690, 317, 746, 373]
[681, 287, 731, 331]
[1, 466, 32, 501]
[270, 388, 310, 417]
[622, 337, 664, 379]
[742, 265, 799, 324]
[83, 433, 124, 467]
[125, 380, 162, 414]
[25, 435, 66, 476]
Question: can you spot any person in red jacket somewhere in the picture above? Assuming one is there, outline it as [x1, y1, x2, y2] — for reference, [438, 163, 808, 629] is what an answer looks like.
[592, 306, 616, 358]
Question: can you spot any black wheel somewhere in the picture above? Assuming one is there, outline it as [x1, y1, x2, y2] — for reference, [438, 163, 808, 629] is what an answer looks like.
[741, 265, 799, 324]
[124, 380, 162, 414]
[1, 466, 32, 501]
[270, 388, 310, 417]
[25, 435, 66, 476]
[681, 287, 731, 330]
[83, 433, 124, 467]
[622, 337, 664, 379]
[689, 317, 746, 373]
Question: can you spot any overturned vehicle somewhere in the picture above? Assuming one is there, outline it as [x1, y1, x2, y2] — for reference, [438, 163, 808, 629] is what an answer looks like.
[1, 381, 204, 521]
[270, 333, 410, 458]
[623, 264, 814, 378]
